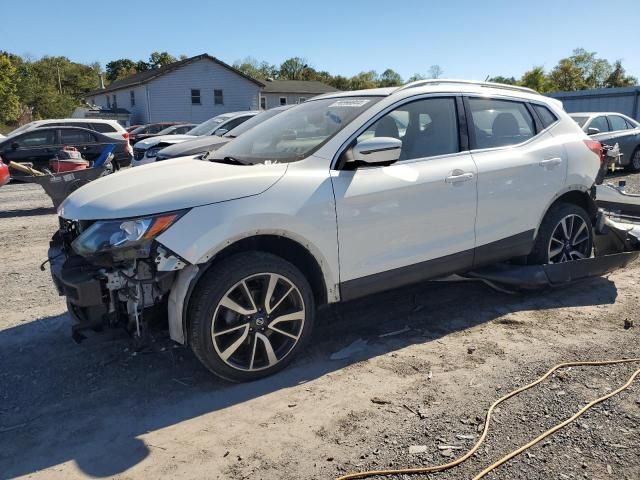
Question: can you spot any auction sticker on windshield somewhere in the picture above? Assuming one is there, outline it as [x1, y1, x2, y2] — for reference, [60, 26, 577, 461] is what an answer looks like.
[329, 99, 371, 108]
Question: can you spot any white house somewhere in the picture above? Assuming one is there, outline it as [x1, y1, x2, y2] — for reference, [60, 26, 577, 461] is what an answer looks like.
[85, 54, 264, 124]
[260, 80, 339, 109]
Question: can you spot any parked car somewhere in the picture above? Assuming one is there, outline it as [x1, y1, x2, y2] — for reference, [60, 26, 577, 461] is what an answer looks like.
[0, 126, 133, 170]
[0, 156, 9, 186]
[7, 119, 129, 143]
[126, 125, 142, 133]
[155, 124, 197, 136]
[132, 111, 258, 166]
[155, 107, 292, 162]
[569, 112, 640, 171]
[50, 80, 604, 381]
[129, 122, 184, 144]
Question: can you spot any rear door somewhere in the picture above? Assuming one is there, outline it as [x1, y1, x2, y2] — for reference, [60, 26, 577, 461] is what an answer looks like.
[59, 128, 105, 161]
[466, 97, 567, 265]
[606, 115, 640, 164]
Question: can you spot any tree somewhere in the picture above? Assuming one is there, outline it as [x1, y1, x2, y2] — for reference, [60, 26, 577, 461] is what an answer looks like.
[520, 66, 548, 92]
[407, 73, 427, 82]
[378, 68, 403, 87]
[488, 75, 518, 85]
[428, 65, 443, 79]
[0, 54, 21, 123]
[547, 58, 585, 91]
[349, 71, 378, 90]
[105, 58, 137, 82]
[233, 57, 278, 80]
[279, 57, 309, 80]
[148, 51, 177, 69]
[604, 60, 637, 88]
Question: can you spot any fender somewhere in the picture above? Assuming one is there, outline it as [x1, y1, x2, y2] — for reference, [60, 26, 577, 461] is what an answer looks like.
[534, 185, 597, 238]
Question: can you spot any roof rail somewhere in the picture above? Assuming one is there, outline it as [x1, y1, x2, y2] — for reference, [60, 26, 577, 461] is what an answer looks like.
[395, 79, 538, 95]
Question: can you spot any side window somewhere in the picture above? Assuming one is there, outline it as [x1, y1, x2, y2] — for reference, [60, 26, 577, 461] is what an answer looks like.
[608, 115, 628, 131]
[356, 97, 459, 161]
[625, 118, 638, 129]
[260, 97, 267, 109]
[18, 130, 56, 147]
[589, 116, 609, 133]
[279, 97, 287, 106]
[220, 116, 250, 132]
[60, 129, 95, 144]
[92, 123, 117, 133]
[532, 104, 558, 129]
[468, 98, 535, 149]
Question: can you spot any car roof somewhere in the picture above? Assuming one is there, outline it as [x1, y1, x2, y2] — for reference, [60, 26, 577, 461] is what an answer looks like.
[30, 118, 121, 124]
[569, 112, 629, 117]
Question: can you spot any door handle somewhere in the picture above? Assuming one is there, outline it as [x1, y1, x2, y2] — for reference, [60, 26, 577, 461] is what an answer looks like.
[539, 157, 562, 167]
[445, 172, 474, 184]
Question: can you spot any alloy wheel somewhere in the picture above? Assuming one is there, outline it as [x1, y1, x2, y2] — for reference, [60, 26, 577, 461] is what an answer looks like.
[547, 214, 591, 263]
[633, 150, 640, 171]
[211, 273, 305, 372]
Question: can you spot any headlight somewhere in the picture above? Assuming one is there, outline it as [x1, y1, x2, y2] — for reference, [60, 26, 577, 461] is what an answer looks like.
[146, 147, 162, 158]
[71, 211, 185, 256]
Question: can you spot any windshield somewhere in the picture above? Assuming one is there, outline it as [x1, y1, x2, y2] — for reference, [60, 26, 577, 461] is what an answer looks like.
[187, 115, 232, 136]
[213, 97, 381, 164]
[570, 115, 589, 127]
[224, 108, 289, 138]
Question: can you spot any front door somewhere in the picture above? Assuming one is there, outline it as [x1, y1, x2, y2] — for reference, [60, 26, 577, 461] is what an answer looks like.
[2, 129, 57, 168]
[332, 96, 478, 299]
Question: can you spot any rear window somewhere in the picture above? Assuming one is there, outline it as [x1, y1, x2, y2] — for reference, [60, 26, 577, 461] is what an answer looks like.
[468, 98, 535, 149]
[608, 115, 628, 131]
[92, 123, 117, 133]
[532, 105, 558, 129]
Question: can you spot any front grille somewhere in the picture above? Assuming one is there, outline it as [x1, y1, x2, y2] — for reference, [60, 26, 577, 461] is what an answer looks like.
[133, 148, 146, 160]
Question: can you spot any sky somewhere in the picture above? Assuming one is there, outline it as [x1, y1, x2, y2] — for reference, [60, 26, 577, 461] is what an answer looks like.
[2, 0, 639, 82]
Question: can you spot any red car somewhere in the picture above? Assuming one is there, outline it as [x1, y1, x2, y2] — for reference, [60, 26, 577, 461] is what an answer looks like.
[0, 156, 9, 187]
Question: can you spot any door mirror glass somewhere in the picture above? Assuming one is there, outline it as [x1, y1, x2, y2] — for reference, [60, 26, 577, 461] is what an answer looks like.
[587, 127, 600, 135]
[214, 128, 228, 136]
[351, 137, 402, 165]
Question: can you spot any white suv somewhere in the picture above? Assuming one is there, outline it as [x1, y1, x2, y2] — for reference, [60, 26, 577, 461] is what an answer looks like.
[50, 80, 603, 381]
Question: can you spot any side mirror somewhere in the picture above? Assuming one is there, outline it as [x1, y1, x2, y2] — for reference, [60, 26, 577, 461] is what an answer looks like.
[351, 137, 402, 165]
[587, 127, 600, 135]
[11, 142, 19, 150]
[214, 128, 228, 136]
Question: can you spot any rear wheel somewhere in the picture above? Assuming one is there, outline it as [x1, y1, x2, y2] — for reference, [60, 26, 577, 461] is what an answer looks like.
[528, 203, 593, 265]
[627, 148, 640, 172]
[188, 252, 315, 382]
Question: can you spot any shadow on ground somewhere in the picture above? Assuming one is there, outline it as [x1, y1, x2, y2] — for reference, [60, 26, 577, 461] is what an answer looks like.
[0, 276, 618, 477]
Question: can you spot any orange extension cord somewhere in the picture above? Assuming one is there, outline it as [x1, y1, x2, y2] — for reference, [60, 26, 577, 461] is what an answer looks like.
[336, 358, 640, 480]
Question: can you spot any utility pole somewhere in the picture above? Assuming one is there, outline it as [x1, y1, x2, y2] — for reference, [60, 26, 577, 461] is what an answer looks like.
[56, 62, 62, 94]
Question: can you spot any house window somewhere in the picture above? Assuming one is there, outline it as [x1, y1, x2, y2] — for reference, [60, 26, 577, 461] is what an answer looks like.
[191, 89, 201, 105]
[279, 97, 287, 106]
[298, 97, 307, 104]
[214, 89, 224, 105]
[260, 96, 267, 109]
[112, 95, 117, 109]
[130, 90, 135, 107]
[106, 95, 111, 108]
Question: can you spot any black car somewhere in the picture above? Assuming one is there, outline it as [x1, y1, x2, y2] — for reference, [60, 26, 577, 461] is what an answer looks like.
[570, 112, 640, 171]
[128, 122, 182, 143]
[0, 126, 133, 170]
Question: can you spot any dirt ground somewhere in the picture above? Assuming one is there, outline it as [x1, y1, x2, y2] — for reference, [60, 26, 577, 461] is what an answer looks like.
[1, 177, 639, 480]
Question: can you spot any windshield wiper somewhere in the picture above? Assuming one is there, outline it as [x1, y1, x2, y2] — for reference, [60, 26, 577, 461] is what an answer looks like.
[208, 156, 246, 165]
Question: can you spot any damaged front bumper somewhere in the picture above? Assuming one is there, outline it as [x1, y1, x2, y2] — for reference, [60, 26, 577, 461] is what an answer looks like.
[48, 227, 188, 343]
[467, 214, 640, 289]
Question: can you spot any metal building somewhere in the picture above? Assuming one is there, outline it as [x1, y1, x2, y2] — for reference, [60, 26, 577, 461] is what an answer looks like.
[547, 86, 640, 121]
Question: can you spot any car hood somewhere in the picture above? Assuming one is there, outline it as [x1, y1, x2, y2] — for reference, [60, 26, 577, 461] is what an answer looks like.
[134, 134, 197, 149]
[58, 157, 288, 220]
[158, 135, 231, 158]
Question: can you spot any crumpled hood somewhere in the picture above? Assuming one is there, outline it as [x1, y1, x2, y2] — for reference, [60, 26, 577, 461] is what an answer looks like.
[158, 135, 231, 158]
[134, 134, 197, 149]
[58, 158, 288, 220]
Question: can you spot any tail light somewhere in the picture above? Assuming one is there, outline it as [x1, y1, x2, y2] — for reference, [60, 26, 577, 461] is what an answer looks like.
[583, 139, 604, 163]
[122, 131, 129, 140]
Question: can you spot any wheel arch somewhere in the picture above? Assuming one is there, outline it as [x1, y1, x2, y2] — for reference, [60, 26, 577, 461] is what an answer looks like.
[535, 187, 598, 239]
[167, 233, 335, 345]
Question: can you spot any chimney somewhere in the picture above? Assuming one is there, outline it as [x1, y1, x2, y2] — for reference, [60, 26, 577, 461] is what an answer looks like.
[99, 74, 105, 89]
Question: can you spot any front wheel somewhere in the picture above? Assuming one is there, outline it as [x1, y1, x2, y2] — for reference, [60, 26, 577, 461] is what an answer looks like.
[627, 148, 640, 172]
[528, 203, 593, 265]
[188, 252, 315, 382]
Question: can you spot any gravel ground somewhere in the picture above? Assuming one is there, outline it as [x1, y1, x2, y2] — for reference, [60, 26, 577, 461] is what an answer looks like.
[0, 180, 639, 480]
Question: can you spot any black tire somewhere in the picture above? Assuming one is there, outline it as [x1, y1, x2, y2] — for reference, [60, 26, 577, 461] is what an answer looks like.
[626, 148, 640, 172]
[527, 202, 593, 265]
[188, 252, 315, 382]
